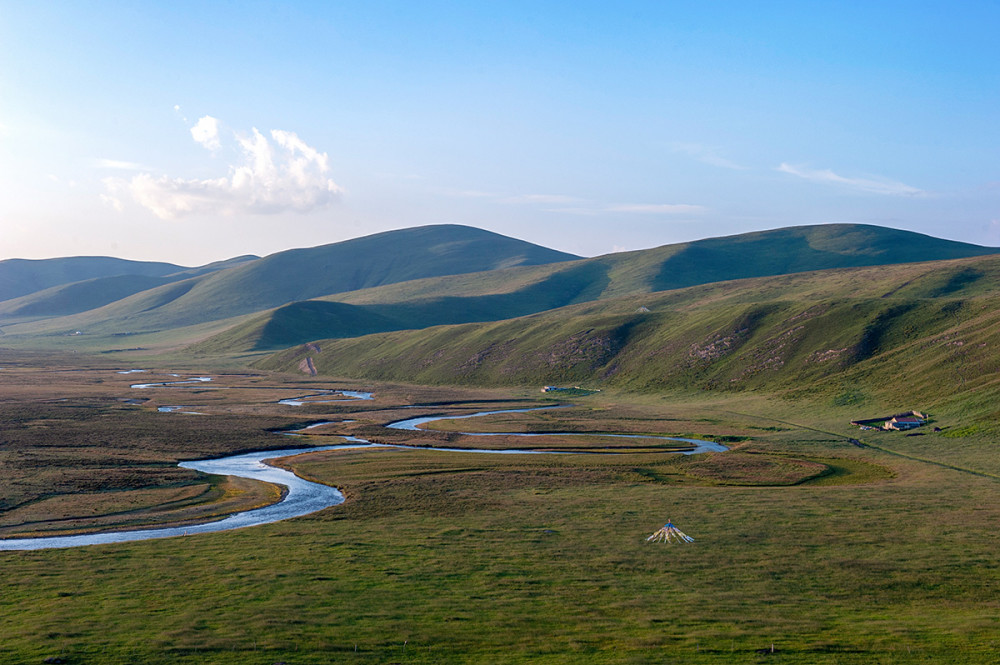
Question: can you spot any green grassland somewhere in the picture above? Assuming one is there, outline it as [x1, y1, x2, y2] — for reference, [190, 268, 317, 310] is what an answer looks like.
[4, 225, 1000, 662]
[3, 223, 996, 356]
[2, 359, 1000, 663]
[258, 254, 1000, 439]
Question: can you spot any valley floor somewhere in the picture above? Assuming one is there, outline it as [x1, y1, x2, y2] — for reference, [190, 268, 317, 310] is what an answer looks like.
[1, 354, 998, 663]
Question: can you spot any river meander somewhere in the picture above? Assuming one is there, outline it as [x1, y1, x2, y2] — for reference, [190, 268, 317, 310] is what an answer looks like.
[0, 406, 726, 551]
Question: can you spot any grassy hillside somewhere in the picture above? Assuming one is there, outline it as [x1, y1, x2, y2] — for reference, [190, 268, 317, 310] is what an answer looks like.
[0, 225, 579, 341]
[0, 274, 184, 319]
[198, 224, 1000, 352]
[158, 224, 579, 324]
[325, 223, 1000, 305]
[649, 223, 1000, 290]
[191, 260, 613, 352]
[258, 254, 1000, 428]
[5, 223, 998, 353]
[0, 256, 188, 302]
[0, 255, 260, 321]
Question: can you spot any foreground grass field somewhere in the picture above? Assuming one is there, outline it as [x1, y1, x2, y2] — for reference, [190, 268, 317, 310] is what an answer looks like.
[1, 354, 999, 663]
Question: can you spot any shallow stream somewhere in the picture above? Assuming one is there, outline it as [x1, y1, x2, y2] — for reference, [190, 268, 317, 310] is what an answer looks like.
[0, 405, 725, 550]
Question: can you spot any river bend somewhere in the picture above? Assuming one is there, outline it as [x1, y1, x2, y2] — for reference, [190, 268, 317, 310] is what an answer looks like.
[0, 406, 725, 550]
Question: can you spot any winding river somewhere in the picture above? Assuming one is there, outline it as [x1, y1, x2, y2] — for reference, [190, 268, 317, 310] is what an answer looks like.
[131, 377, 213, 389]
[279, 390, 374, 406]
[0, 406, 726, 551]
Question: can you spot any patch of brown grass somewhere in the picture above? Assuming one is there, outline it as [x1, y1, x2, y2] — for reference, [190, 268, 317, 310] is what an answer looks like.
[673, 452, 830, 485]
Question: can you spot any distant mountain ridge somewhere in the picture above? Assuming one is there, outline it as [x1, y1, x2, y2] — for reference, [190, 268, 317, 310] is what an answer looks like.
[646, 224, 1000, 291]
[2, 223, 998, 355]
[0, 256, 189, 303]
[0, 255, 260, 319]
[193, 223, 1000, 352]
[0, 224, 580, 336]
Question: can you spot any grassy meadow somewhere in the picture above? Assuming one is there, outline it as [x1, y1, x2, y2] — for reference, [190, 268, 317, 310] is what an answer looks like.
[2, 354, 1000, 662]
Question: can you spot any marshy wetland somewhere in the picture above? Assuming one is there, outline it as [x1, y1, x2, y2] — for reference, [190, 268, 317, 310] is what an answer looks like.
[1, 353, 999, 663]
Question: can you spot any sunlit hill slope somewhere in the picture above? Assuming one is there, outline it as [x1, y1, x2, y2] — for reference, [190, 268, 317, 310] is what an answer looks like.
[258, 253, 1000, 429]
[197, 223, 1000, 352]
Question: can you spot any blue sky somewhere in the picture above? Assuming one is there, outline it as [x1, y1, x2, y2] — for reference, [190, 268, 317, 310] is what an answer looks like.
[2, 1, 998, 264]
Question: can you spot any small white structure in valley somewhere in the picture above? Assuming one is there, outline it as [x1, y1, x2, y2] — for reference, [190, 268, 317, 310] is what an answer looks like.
[646, 520, 694, 544]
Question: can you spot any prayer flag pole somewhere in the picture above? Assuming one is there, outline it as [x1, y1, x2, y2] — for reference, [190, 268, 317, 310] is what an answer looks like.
[646, 519, 694, 544]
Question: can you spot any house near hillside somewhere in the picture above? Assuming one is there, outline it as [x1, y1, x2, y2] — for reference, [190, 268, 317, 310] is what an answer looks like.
[884, 414, 927, 430]
[851, 411, 928, 431]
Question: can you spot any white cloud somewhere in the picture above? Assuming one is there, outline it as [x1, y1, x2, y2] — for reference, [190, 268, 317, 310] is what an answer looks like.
[673, 143, 747, 170]
[100, 194, 124, 211]
[105, 120, 342, 219]
[777, 163, 924, 196]
[190, 115, 221, 151]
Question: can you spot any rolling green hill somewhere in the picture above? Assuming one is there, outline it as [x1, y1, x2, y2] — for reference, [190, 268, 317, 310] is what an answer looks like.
[0, 225, 579, 340]
[0, 274, 183, 319]
[0, 256, 189, 302]
[190, 260, 612, 352]
[258, 253, 1000, 427]
[0, 255, 259, 320]
[150, 224, 579, 326]
[647, 223, 1000, 290]
[196, 224, 1000, 352]
[4, 223, 998, 355]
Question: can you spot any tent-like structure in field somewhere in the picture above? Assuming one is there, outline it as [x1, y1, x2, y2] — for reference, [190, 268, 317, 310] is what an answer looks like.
[646, 520, 694, 544]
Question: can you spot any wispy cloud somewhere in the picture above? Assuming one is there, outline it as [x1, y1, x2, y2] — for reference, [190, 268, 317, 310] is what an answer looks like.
[543, 206, 602, 216]
[606, 203, 706, 214]
[544, 202, 706, 216]
[104, 118, 342, 219]
[504, 193, 584, 205]
[777, 163, 924, 197]
[441, 187, 705, 217]
[673, 143, 747, 170]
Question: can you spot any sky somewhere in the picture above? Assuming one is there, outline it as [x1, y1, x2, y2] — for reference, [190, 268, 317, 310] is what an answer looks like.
[1, 1, 999, 266]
